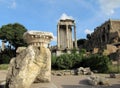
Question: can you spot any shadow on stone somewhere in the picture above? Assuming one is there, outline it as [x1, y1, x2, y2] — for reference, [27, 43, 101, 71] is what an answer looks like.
[79, 79, 89, 85]
[110, 84, 120, 88]
[0, 85, 4, 88]
[62, 85, 92, 88]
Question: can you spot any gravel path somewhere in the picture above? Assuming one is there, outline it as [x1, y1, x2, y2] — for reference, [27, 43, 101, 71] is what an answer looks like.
[0, 70, 120, 88]
[52, 75, 120, 88]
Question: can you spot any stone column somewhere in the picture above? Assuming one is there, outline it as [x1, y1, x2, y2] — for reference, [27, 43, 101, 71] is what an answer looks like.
[2, 40, 5, 51]
[66, 24, 69, 49]
[57, 24, 60, 49]
[74, 25, 77, 48]
[71, 28, 73, 49]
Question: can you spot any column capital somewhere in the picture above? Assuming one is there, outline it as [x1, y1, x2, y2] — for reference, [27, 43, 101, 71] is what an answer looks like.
[23, 31, 53, 48]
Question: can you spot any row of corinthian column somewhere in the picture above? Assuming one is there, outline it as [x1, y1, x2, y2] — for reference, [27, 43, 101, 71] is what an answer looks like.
[57, 23, 77, 50]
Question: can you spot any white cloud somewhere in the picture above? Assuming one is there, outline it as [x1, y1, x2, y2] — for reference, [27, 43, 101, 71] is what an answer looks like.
[84, 29, 93, 34]
[0, 0, 17, 9]
[59, 13, 74, 20]
[99, 0, 120, 15]
[9, 0, 16, 9]
[53, 36, 57, 42]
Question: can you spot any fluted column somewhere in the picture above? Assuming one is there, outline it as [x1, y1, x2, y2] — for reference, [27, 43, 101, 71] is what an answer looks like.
[71, 28, 73, 49]
[57, 24, 60, 49]
[66, 24, 69, 49]
[74, 25, 77, 48]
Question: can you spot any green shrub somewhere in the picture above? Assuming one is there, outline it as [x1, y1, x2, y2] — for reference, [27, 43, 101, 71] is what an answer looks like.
[108, 63, 120, 73]
[1, 54, 11, 64]
[81, 54, 111, 73]
[69, 53, 82, 68]
[55, 54, 72, 69]
[53, 53, 82, 70]
[0, 48, 15, 64]
[51, 53, 111, 73]
[51, 55, 57, 68]
[79, 49, 86, 55]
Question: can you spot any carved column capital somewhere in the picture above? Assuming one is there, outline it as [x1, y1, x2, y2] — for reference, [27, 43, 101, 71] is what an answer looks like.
[23, 31, 53, 48]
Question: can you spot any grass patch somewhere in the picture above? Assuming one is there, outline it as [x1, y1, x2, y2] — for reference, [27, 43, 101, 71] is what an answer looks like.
[109, 64, 120, 73]
[0, 64, 8, 70]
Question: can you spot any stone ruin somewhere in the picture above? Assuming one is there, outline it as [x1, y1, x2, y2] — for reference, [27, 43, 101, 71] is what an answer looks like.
[5, 31, 57, 88]
[51, 67, 93, 76]
[87, 75, 109, 86]
[51, 15, 78, 56]
[84, 19, 120, 57]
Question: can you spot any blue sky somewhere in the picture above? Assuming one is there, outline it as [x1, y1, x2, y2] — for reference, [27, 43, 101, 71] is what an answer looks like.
[0, 0, 120, 46]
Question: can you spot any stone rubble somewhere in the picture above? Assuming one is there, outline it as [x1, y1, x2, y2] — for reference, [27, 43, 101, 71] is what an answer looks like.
[76, 67, 93, 75]
[87, 75, 109, 86]
[52, 67, 93, 76]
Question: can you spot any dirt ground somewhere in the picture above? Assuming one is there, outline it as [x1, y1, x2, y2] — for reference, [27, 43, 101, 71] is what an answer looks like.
[0, 70, 120, 88]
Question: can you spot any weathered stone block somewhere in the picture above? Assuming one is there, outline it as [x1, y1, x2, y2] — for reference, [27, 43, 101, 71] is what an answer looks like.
[6, 46, 51, 88]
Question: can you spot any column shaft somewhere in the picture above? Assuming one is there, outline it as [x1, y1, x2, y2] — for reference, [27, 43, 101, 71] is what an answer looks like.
[74, 25, 77, 48]
[66, 24, 69, 49]
[57, 24, 60, 49]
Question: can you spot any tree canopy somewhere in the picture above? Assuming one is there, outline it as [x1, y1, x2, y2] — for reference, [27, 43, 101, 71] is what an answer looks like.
[0, 23, 27, 50]
[86, 34, 91, 40]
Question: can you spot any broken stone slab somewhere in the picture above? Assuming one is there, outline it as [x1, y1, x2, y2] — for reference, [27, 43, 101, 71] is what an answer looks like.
[6, 46, 51, 88]
[88, 75, 109, 86]
[77, 67, 93, 75]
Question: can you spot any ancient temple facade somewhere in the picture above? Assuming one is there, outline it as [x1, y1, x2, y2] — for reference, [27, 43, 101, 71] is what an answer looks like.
[52, 15, 78, 56]
[57, 19, 77, 50]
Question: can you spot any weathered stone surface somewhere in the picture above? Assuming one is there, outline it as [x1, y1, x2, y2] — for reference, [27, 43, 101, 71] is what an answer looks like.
[103, 44, 118, 55]
[34, 47, 51, 83]
[83, 20, 120, 55]
[16, 47, 26, 53]
[5, 46, 51, 88]
[23, 31, 53, 48]
[88, 75, 109, 86]
[76, 67, 93, 75]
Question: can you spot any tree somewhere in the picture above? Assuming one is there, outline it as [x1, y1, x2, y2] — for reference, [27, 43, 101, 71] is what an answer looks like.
[86, 34, 91, 40]
[77, 39, 86, 48]
[0, 23, 27, 51]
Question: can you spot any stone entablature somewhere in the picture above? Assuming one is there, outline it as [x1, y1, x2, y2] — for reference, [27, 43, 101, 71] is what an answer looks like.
[58, 19, 75, 26]
[23, 31, 53, 48]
